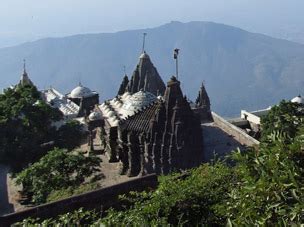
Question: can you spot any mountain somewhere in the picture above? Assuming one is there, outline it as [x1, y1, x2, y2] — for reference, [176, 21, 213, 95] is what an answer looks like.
[0, 21, 303, 117]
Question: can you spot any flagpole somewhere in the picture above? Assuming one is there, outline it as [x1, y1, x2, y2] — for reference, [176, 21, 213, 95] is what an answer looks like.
[142, 33, 147, 53]
[174, 48, 180, 80]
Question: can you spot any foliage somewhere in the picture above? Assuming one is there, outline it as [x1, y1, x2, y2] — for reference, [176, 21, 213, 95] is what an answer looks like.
[0, 84, 84, 172]
[56, 120, 84, 150]
[13, 208, 99, 227]
[0, 85, 62, 171]
[261, 100, 304, 143]
[16, 148, 101, 204]
[220, 101, 304, 225]
[47, 181, 103, 203]
[99, 163, 236, 226]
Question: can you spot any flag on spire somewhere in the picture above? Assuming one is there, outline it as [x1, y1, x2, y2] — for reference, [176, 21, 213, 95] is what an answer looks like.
[174, 48, 179, 59]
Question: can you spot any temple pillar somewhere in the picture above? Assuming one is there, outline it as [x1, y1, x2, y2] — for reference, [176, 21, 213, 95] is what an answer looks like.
[127, 132, 140, 177]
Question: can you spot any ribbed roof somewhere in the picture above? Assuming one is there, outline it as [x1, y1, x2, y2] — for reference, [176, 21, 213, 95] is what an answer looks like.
[120, 100, 162, 133]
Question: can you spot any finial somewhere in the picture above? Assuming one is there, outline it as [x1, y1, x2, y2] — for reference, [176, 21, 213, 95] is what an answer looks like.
[123, 65, 126, 76]
[23, 59, 26, 74]
[142, 33, 147, 53]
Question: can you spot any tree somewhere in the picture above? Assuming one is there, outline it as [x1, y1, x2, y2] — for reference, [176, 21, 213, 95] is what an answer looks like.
[16, 148, 101, 204]
[0, 85, 63, 171]
[261, 100, 304, 143]
[56, 120, 84, 150]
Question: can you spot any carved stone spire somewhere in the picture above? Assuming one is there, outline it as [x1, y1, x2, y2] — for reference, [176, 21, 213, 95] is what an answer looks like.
[195, 82, 211, 109]
[117, 74, 129, 96]
[19, 59, 34, 87]
[195, 81, 212, 122]
[163, 76, 184, 118]
[126, 52, 166, 96]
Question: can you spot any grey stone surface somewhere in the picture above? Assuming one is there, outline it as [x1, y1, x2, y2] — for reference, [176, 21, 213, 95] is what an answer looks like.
[202, 122, 245, 161]
[0, 165, 14, 216]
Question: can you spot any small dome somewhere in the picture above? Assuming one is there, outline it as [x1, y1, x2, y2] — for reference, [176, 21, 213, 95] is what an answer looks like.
[291, 95, 304, 104]
[70, 85, 94, 98]
[122, 92, 131, 99]
[89, 111, 102, 121]
[139, 51, 150, 59]
[107, 111, 115, 118]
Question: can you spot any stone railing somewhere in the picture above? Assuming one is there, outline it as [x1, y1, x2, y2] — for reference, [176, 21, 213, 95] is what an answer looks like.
[0, 174, 158, 226]
[212, 112, 260, 147]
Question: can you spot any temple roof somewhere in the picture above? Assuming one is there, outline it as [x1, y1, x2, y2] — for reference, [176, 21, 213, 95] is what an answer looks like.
[41, 88, 80, 117]
[291, 95, 304, 104]
[126, 51, 166, 96]
[121, 90, 156, 113]
[98, 90, 158, 127]
[119, 100, 162, 133]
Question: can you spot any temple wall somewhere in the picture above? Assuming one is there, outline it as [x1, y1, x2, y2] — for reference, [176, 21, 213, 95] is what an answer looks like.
[212, 112, 260, 147]
[0, 175, 158, 226]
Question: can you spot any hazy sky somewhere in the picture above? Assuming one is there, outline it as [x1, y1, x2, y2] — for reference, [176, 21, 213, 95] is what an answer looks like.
[0, 0, 303, 47]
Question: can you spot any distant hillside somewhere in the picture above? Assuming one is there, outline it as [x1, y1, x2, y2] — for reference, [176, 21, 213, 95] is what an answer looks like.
[0, 21, 303, 116]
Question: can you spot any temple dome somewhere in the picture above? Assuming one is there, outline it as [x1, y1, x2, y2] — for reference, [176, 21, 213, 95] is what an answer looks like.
[291, 95, 304, 104]
[70, 85, 94, 98]
[89, 111, 102, 121]
[122, 90, 156, 113]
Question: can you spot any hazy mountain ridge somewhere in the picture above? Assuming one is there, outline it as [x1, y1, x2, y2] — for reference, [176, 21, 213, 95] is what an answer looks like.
[0, 21, 303, 116]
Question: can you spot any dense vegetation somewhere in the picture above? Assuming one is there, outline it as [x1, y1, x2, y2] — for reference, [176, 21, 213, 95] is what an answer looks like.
[16, 101, 304, 225]
[0, 84, 83, 172]
[0, 83, 105, 211]
[16, 148, 101, 204]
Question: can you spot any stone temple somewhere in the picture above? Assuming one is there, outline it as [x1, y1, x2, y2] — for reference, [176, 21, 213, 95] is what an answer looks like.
[89, 51, 205, 177]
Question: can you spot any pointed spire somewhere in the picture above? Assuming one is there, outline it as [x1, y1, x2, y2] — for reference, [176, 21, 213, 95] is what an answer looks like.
[118, 74, 129, 96]
[19, 59, 34, 87]
[126, 46, 165, 96]
[195, 81, 210, 109]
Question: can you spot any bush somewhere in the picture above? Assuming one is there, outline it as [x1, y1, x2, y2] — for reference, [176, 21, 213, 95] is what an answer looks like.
[16, 148, 101, 204]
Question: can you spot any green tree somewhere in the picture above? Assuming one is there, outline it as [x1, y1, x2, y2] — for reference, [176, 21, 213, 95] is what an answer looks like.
[16, 148, 101, 204]
[0, 85, 63, 171]
[261, 100, 304, 143]
[56, 120, 84, 150]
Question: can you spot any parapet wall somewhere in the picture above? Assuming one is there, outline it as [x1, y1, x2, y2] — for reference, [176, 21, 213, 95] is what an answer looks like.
[0, 174, 158, 226]
[212, 112, 260, 147]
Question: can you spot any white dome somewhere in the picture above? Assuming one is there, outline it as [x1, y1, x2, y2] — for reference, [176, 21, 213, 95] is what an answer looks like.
[107, 111, 115, 118]
[122, 92, 131, 99]
[70, 85, 94, 98]
[291, 95, 304, 104]
[122, 90, 156, 113]
[89, 111, 102, 121]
